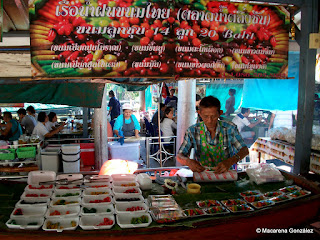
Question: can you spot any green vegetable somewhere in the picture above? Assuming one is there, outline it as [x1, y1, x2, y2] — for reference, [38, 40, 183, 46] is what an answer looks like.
[37, 60, 60, 66]
[193, 3, 206, 10]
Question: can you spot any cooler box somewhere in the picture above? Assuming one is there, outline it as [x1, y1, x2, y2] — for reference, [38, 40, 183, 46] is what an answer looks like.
[80, 143, 95, 166]
[108, 142, 140, 161]
[61, 144, 80, 173]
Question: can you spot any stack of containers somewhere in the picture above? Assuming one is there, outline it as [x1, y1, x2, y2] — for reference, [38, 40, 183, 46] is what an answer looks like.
[61, 145, 81, 173]
[6, 171, 55, 230]
[80, 175, 115, 230]
[112, 174, 152, 228]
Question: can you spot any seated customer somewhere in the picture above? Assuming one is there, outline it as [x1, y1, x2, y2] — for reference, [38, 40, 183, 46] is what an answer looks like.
[17, 108, 36, 135]
[0, 112, 23, 141]
[232, 108, 261, 139]
[45, 112, 58, 131]
[160, 107, 177, 142]
[32, 112, 65, 141]
[26, 106, 38, 126]
[152, 103, 166, 128]
[113, 103, 140, 138]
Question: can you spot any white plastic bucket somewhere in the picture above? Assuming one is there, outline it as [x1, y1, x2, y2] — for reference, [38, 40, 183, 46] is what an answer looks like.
[41, 149, 60, 173]
[61, 144, 80, 154]
[62, 155, 80, 173]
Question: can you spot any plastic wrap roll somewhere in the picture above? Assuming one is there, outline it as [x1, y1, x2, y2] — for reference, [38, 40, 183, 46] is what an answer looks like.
[193, 170, 238, 182]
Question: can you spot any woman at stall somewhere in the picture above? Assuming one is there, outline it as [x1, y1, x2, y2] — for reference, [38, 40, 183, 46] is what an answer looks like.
[113, 103, 140, 138]
[45, 112, 58, 131]
[160, 107, 177, 142]
[0, 112, 23, 141]
[225, 89, 236, 116]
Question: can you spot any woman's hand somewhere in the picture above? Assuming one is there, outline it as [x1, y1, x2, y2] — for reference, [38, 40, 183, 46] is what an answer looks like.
[187, 159, 206, 172]
[135, 134, 140, 138]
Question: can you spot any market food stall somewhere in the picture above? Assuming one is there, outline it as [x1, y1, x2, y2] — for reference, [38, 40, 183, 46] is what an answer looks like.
[0, 170, 319, 240]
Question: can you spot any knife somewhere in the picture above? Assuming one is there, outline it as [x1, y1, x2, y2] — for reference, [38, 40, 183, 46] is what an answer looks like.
[176, 174, 187, 189]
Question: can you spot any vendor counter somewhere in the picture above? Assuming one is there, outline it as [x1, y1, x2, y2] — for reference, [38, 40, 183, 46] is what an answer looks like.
[250, 137, 320, 174]
[0, 170, 319, 240]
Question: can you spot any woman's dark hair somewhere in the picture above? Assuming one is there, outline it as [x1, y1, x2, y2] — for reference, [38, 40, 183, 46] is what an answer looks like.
[48, 112, 56, 122]
[109, 90, 115, 97]
[196, 94, 201, 101]
[229, 89, 236, 95]
[38, 112, 47, 122]
[199, 96, 221, 111]
[241, 108, 250, 114]
[3, 112, 12, 119]
[17, 108, 26, 115]
[26, 106, 36, 114]
[161, 107, 173, 122]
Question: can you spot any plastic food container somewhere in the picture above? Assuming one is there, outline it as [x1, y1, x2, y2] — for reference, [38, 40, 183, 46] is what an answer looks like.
[279, 185, 302, 193]
[84, 175, 112, 183]
[183, 208, 206, 217]
[149, 207, 185, 223]
[6, 217, 44, 230]
[221, 199, 247, 207]
[112, 181, 139, 188]
[114, 194, 144, 204]
[81, 204, 115, 215]
[50, 197, 81, 207]
[25, 184, 54, 191]
[115, 202, 148, 214]
[243, 194, 266, 203]
[45, 206, 80, 218]
[116, 212, 152, 229]
[83, 187, 112, 196]
[148, 195, 178, 208]
[56, 173, 83, 184]
[113, 186, 142, 195]
[55, 184, 80, 190]
[239, 190, 262, 197]
[203, 206, 230, 215]
[136, 173, 152, 190]
[82, 195, 113, 205]
[226, 204, 255, 213]
[269, 195, 292, 204]
[287, 190, 311, 199]
[10, 206, 47, 218]
[43, 217, 79, 232]
[80, 214, 115, 230]
[20, 190, 52, 202]
[53, 189, 82, 198]
[250, 200, 275, 209]
[112, 174, 136, 182]
[84, 182, 111, 189]
[27, 171, 56, 185]
[263, 191, 284, 198]
[196, 200, 222, 208]
[16, 199, 49, 207]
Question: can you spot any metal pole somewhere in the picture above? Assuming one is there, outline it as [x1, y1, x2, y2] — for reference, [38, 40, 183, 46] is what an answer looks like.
[140, 90, 146, 112]
[176, 79, 197, 165]
[158, 83, 163, 167]
[294, 0, 319, 175]
[82, 107, 88, 138]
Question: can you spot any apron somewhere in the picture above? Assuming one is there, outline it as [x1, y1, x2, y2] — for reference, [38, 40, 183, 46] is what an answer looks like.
[122, 116, 135, 137]
[199, 122, 226, 168]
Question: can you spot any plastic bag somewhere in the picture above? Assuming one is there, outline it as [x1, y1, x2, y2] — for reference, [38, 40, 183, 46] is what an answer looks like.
[246, 163, 284, 185]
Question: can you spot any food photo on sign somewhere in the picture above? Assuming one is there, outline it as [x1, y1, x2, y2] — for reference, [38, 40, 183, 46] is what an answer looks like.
[29, 0, 290, 80]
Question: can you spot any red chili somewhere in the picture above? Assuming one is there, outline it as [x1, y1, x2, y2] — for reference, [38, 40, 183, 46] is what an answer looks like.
[270, 36, 277, 47]
[241, 56, 250, 64]
[253, 55, 262, 64]
[258, 54, 267, 60]
[84, 53, 93, 63]
[66, 51, 80, 62]
[48, 29, 57, 42]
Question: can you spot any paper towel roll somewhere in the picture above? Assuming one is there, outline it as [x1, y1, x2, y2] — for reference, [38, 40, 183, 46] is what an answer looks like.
[193, 170, 238, 182]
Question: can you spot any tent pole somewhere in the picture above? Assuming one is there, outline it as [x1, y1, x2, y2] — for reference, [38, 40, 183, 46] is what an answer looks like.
[158, 83, 163, 167]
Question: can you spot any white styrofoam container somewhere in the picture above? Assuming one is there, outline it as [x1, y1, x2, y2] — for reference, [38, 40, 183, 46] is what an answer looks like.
[114, 194, 144, 205]
[10, 205, 47, 219]
[84, 175, 112, 183]
[81, 204, 115, 215]
[15, 199, 49, 208]
[108, 142, 140, 161]
[25, 184, 54, 191]
[84, 182, 111, 189]
[27, 171, 56, 185]
[113, 187, 142, 198]
[6, 217, 44, 230]
[82, 195, 113, 205]
[45, 205, 80, 218]
[20, 190, 52, 202]
[112, 181, 139, 188]
[53, 189, 82, 198]
[61, 144, 80, 154]
[111, 174, 136, 182]
[55, 184, 80, 190]
[136, 173, 152, 190]
[115, 202, 148, 214]
[80, 214, 115, 230]
[116, 212, 152, 229]
[50, 197, 81, 207]
[83, 188, 112, 196]
[57, 173, 83, 183]
[43, 217, 79, 232]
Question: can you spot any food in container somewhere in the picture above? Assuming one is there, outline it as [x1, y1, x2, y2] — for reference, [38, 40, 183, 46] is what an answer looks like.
[10, 206, 47, 218]
[82, 195, 113, 205]
[83, 188, 111, 196]
[43, 217, 79, 232]
[263, 191, 283, 198]
[115, 202, 148, 214]
[116, 213, 152, 228]
[15, 199, 49, 207]
[204, 206, 229, 215]
[46, 206, 80, 218]
[288, 190, 311, 199]
[53, 189, 82, 198]
[56, 184, 80, 190]
[279, 185, 302, 193]
[250, 200, 275, 209]
[149, 207, 186, 223]
[221, 199, 247, 206]
[20, 190, 52, 202]
[6, 217, 44, 230]
[112, 181, 139, 188]
[50, 197, 80, 206]
[114, 194, 144, 204]
[25, 184, 54, 191]
[269, 195, 292, 203]
[183, 208, 206, 217]
[113, 186, 142, 195]
[243, 194, 266, 203]
[85, 182, 111, 188]
[226, 204, 254, 213]
[196, 200, 221, 208]
[148, 195, 178, 208]
[81, 204, 115, 215]
[239, 190, 261, 197]
[80, 215, 115, 230]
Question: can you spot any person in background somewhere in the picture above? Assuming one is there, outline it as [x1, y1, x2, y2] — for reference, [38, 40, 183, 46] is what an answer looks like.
[164, 89, 178, 109]
[26, 106, 38, 126]
[0, 108, 3, 121]
[225, 89, 236, 116]
[268, 110, 297, 129]
[152, 103, 166, 128]
[232, 108, 262, 140]
[177, 96, 248, 173]
[32, 112, 65, 141]
[17, 108, 36, 135]
[160, 107, 177, 142]
[113, 103, 140, 138]
[0, 112, 23, 141]
[108, 90, 121, 121]
[46, 112, 59, 131]
[196, 94, 202, 122]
